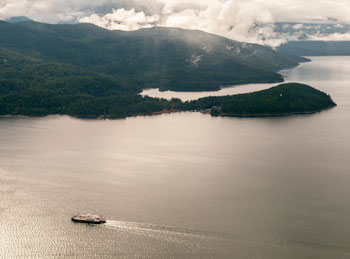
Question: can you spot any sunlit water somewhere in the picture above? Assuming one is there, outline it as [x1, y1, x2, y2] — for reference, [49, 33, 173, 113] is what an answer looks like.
[1, 57, 350, 258]
[141, 83, 279, 101]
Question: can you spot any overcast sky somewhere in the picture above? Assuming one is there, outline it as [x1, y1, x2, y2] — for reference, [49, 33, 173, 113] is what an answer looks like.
[1, 0, 350, 45]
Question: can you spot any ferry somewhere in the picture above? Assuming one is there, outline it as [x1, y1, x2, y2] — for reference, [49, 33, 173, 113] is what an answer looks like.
[71, 214, 106, 224]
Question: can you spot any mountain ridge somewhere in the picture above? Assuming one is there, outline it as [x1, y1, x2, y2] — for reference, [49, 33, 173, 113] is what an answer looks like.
[4, 16, 33, 23]
[278, 41, 350, 56]
[0, 21, 334, 119]
[0, 21, 308, 92]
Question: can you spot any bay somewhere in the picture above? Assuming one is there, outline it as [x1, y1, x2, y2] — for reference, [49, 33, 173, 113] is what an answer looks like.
[0, 57, 350, 258]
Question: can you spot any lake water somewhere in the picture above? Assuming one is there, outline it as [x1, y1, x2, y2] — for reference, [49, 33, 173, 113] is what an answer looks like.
[1, 56, 350, 258]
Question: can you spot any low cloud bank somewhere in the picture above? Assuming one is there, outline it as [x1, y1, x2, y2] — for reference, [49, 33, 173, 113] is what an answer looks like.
[1, 0, 350, 46]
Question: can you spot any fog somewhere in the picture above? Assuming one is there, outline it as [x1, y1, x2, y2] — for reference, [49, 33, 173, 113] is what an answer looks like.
[1, 0, 350, 46]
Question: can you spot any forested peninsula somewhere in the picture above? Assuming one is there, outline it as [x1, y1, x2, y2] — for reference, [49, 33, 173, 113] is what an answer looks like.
[0, 83, 336, 119]
[186, 83, 336, 117]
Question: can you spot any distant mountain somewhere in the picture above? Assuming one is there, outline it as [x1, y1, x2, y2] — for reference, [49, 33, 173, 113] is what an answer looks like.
[274, 22, 350, 41]
[5, 16, 33, 23]
[277, 41, 350, 56]
[274, 21, 350, 56]
[0, 21, 307, 92]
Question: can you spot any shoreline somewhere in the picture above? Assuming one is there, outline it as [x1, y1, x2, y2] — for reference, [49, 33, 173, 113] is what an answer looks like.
[218, 105, 336, 118]
[144, 58, 310, 95]
[197, 104, 336, 118]
[0, 104, 336, 121]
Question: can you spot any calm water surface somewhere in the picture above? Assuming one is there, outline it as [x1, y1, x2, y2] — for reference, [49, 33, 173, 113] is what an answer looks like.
[1, 57, 350, 258]
[141, 82, 278, 101]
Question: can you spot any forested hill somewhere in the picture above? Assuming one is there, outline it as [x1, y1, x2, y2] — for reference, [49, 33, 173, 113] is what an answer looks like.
[185, 83, 336, 117]
[0, 21, 307, 92]
[0, 82, 335, 118]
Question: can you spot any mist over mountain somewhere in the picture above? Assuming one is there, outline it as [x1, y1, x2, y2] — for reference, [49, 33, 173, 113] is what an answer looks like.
[274, 22, 350, 42]
[274, 21, 350, 56]
[1, 1, 350, 47]
[5, 16, 33, 23]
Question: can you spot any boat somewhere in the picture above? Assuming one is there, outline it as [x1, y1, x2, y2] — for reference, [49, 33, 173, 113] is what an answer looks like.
[71, 214, 106, 224]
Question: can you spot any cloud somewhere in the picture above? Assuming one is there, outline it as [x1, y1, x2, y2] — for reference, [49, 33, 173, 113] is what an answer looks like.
[79, 8, 159, 30]
[307, 33, 350, 41]
[0, 0, 122, 23]
[76, 0, 287, 46]
[1, 0, 350, 46]
[76, 0, 350, 46]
